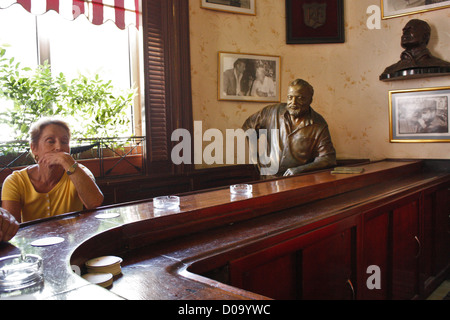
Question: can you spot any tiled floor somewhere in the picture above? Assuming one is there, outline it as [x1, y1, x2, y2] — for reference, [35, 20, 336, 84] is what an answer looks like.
[426, 279, 450, 300]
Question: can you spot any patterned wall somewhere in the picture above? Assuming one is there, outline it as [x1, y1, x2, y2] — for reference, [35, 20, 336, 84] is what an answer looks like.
[189, 0, 450, 163]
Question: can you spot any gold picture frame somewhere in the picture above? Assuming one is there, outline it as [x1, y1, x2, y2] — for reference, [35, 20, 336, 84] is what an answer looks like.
[381, 0, 450, 19]
[201, 0, 256, 15]
[389, 86, 450, 143]
[218, 52, 281, 103]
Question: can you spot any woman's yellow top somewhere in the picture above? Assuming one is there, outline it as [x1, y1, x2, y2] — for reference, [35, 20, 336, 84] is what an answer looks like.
[1, 165, 95, 222]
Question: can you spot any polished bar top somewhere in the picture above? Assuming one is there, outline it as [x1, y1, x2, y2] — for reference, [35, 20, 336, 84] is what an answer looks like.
[1, 160, 449, 299]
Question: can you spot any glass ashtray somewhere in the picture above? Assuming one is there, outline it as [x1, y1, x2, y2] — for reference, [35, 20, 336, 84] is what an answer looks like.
[230, 184, 253, 195]
[153, 196, 180, 209]
[0, 254, 43, 292]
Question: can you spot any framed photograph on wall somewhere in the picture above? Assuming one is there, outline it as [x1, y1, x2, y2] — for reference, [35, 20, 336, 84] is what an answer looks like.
[218, 52, 281, 102]
[286, 0, 345, 44]
[389, 87, 450, 143]
[201, 0, 256, 15]
[381, 0, 450, 19]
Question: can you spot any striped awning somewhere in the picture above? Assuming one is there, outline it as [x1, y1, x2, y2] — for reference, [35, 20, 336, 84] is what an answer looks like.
[0, 0, 140, 29]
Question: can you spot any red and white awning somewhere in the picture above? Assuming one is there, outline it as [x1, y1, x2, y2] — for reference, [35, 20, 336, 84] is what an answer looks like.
[0, 0, 140, 29]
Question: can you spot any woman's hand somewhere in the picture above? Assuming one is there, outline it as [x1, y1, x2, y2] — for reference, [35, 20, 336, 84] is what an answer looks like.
[37, 151, 75, 171]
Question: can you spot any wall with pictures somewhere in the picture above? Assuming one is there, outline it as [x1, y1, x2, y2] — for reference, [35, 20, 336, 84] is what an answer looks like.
[188, 0, 450, 164]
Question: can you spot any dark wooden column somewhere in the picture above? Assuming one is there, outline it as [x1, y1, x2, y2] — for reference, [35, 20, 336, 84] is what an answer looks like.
[142, 0, 194, 176]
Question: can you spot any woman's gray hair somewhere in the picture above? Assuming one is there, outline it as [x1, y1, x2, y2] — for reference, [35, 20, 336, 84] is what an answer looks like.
[29, 117, 71, 146]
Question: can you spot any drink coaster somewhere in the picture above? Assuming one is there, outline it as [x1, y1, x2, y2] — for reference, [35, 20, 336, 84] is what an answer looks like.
[95, 212, 120, 219]
[30, 237, 65, 247]
[85, 256, 123, 276]
[82, 272, 114, 288]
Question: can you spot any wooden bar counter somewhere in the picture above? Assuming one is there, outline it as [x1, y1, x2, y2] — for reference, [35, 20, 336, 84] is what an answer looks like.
[1, 160, 449, 300]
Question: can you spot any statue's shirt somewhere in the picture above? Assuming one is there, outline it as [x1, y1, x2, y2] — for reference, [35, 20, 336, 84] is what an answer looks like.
[242, 104, 336, 175]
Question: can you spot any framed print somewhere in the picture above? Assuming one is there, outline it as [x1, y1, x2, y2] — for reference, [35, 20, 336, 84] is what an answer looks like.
[201, 0, 256, 15]
[218, 52, 281, 102]
[286, 0, 345, 44]
[389, 87, 450, 143]
[382, 0, 450, 19]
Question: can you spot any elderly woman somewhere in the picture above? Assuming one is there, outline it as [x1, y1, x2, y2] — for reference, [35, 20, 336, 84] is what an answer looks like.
[1, 118, 104, 240]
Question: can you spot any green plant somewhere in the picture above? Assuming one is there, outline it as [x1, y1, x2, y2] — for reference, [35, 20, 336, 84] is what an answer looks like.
[0, 47, 134, 140]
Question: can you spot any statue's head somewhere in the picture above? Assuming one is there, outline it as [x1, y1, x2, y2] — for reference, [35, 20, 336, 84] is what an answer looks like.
[287, 79, 314, 118]
[401, 19, 431, 50]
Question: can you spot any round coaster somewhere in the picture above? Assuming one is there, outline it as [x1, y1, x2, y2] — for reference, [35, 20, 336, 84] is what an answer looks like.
[95, 212, 120, 219]
[85, 256, 123, 276]
[85, 256, 122, 268]
[82, 272, 113, 288]
[30, 237, 65, 247]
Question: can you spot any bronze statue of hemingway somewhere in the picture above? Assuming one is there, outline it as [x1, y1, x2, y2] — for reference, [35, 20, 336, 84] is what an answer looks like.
[381, 19, 450, 80]
[243, 79, 336, 177]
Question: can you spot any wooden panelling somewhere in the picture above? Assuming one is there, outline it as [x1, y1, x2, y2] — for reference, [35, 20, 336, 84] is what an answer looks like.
[97, 164, 259, 205]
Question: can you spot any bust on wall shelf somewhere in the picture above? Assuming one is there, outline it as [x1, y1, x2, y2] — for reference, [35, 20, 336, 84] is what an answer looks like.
[380, 19, 450, 81]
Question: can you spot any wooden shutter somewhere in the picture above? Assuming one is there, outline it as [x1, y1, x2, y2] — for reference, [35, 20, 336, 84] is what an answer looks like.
[142, 0, 193, 175]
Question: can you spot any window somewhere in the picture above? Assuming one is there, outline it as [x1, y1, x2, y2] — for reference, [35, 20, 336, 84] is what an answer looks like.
[1, 0, 194, 177]
[0, 4, 37, 140]
[39, 12, 132, 92]
[0, 2, 142, 140]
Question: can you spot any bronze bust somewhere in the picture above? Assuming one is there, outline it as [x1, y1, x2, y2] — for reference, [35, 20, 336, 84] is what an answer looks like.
[242, 79, 336, 177]
[380, 19, 450, 81]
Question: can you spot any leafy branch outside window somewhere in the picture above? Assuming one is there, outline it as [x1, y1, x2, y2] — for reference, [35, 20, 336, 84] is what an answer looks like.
[0, 47, 135, 141]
